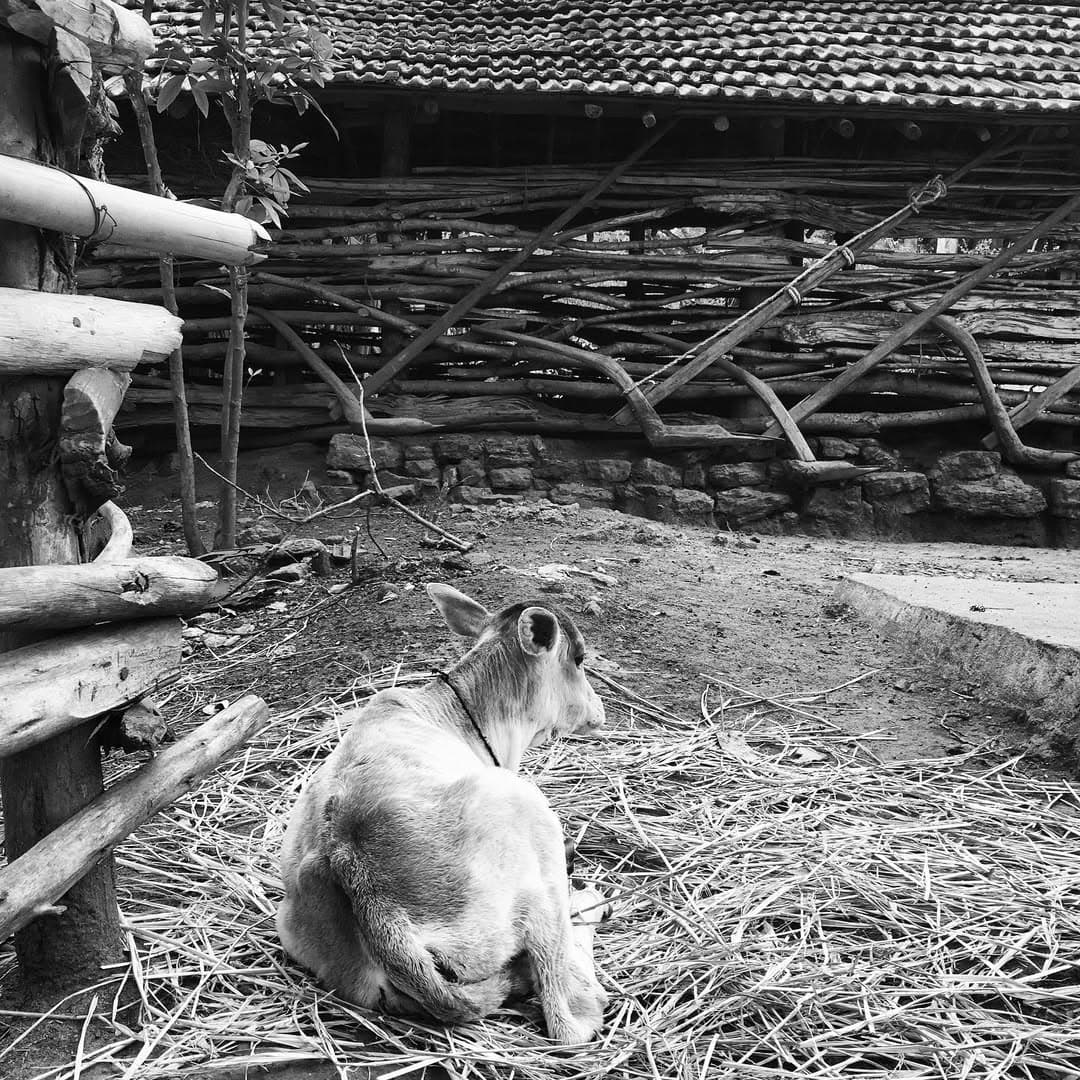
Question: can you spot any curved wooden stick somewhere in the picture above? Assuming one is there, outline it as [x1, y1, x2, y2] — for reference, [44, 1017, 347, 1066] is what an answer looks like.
[90, 501, 133, 564]
[905, 305, 1079, 469]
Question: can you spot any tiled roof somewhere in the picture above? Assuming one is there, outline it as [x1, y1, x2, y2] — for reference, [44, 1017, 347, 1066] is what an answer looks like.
[148, 3, 1080, 113]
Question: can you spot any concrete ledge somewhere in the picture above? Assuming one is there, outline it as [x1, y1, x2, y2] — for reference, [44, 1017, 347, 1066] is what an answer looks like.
[836, 574, 1080, 761]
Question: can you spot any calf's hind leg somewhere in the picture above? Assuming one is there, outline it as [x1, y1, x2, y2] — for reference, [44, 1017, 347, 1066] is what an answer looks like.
[526, 884, 610, 1044]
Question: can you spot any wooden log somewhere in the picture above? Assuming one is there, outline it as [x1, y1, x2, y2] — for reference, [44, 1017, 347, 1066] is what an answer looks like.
[0, 0, 153, 71]
[0, 557, 224, 633]
[59, 367, 131, 513]
[0, 694, 270, 941]
[0, 287, 183, 373]
[0, 153, 270, 265]
[0, 617, 181, 759]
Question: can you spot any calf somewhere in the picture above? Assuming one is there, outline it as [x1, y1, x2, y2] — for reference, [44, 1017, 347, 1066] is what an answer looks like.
[277, 584, 610, 1044]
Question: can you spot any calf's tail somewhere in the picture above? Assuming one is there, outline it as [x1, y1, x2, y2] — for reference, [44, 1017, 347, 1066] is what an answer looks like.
[329, 843, 511, 1022]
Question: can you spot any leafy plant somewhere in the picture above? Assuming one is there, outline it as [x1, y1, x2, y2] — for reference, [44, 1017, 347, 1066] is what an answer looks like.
[137, 0, 335, 548]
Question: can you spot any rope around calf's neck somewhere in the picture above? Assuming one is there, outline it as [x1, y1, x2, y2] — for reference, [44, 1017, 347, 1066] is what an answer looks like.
[435, 670, 502, 769]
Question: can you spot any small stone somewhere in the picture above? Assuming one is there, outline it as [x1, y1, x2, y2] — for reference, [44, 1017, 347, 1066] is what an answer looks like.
[237, 520, 285, 545]
[325, 469, 356, 484]
[1065, 460, 1080, 480]
[478, 491, 525, 504]
[267, 562, 309, 583]
[181, 626, 205, 640]
[271, 537, 331, 576]
[380, 483, 420, 503]
[202, 631, 239, 647]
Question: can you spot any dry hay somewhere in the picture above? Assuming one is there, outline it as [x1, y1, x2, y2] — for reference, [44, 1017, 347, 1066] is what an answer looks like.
[7, 667, 1080, 1080]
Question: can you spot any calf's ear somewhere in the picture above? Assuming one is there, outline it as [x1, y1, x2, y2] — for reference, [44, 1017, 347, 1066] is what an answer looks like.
[518, 606, 560, 656]
[427, 583, 490, 638]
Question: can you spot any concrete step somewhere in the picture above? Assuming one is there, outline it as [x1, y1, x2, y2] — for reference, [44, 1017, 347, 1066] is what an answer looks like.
[836, 573, 1080, 762]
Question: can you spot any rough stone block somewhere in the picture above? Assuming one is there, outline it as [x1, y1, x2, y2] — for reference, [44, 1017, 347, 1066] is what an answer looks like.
[707, 461, 768, 490]
[585, 458, 632, 483]
[802, 484, 874, 534]
[672, 487, 715, 523]
[631, 458, 683, 486]
[402, 458, 439, 479]
[549, 483, 613, 508]
[682, 463, 707, 489]
[862, 471, 931, 514]
[402, 442, 437, 462]
[434, 434, 478, 462]
[534, 458, 586, 483]
[327, 434, 403, 472]
[713, 486, 792, 526]
[931, 450, 1001, 484]
[1066, 460, 1080, 480]
[817, 436, 859, 460]
[853, 438, 902, 469]
[933, 472, 1047, 518]
[1048, 478, 1080, 519]
[484, 435, 535, 468]
[489, 466, 534, 491]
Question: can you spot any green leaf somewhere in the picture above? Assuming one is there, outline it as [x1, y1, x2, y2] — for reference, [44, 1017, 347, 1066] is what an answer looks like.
[199, 3, 216, 38]
[261, 0, 286, 31]
[155, 74, 185, 113]
[191, 84, 210, 117]
[311, 30, 333, 61]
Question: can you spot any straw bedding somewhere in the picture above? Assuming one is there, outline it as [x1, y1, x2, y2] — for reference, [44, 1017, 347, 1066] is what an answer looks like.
[11, 667, 1080, 1079]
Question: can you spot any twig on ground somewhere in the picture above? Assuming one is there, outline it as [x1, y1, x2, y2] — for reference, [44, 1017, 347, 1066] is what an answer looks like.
[350, 378, 474, 554]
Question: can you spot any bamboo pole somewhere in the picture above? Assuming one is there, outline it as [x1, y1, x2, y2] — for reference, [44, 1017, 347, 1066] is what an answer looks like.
[0, 695, 270, 940]
[0, 153, 269, 264]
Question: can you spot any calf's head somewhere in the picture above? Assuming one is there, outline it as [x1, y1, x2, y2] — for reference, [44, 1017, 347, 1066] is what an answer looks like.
[427, 583, 605, 741]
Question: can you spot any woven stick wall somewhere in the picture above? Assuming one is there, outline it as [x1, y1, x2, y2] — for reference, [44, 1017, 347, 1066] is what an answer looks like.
[84, 141, 1080, 448]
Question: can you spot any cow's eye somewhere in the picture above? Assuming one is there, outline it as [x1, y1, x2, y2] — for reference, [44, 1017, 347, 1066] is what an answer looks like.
[572, 650, 585, 668]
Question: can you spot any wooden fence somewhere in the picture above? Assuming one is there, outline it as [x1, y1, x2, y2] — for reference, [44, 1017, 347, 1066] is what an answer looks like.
[0, 0, 271, 990]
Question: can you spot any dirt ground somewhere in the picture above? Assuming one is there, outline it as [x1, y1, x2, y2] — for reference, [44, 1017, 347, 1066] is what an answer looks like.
[129, 445, 1080, 770]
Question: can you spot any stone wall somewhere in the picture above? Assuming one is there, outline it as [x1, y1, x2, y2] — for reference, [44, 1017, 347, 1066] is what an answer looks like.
[324, 432, 1080, 548]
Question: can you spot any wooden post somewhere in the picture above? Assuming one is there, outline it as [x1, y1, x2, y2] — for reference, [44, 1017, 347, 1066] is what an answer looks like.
[379, 104, 413, 368]
[0, 29, 123, 1000]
